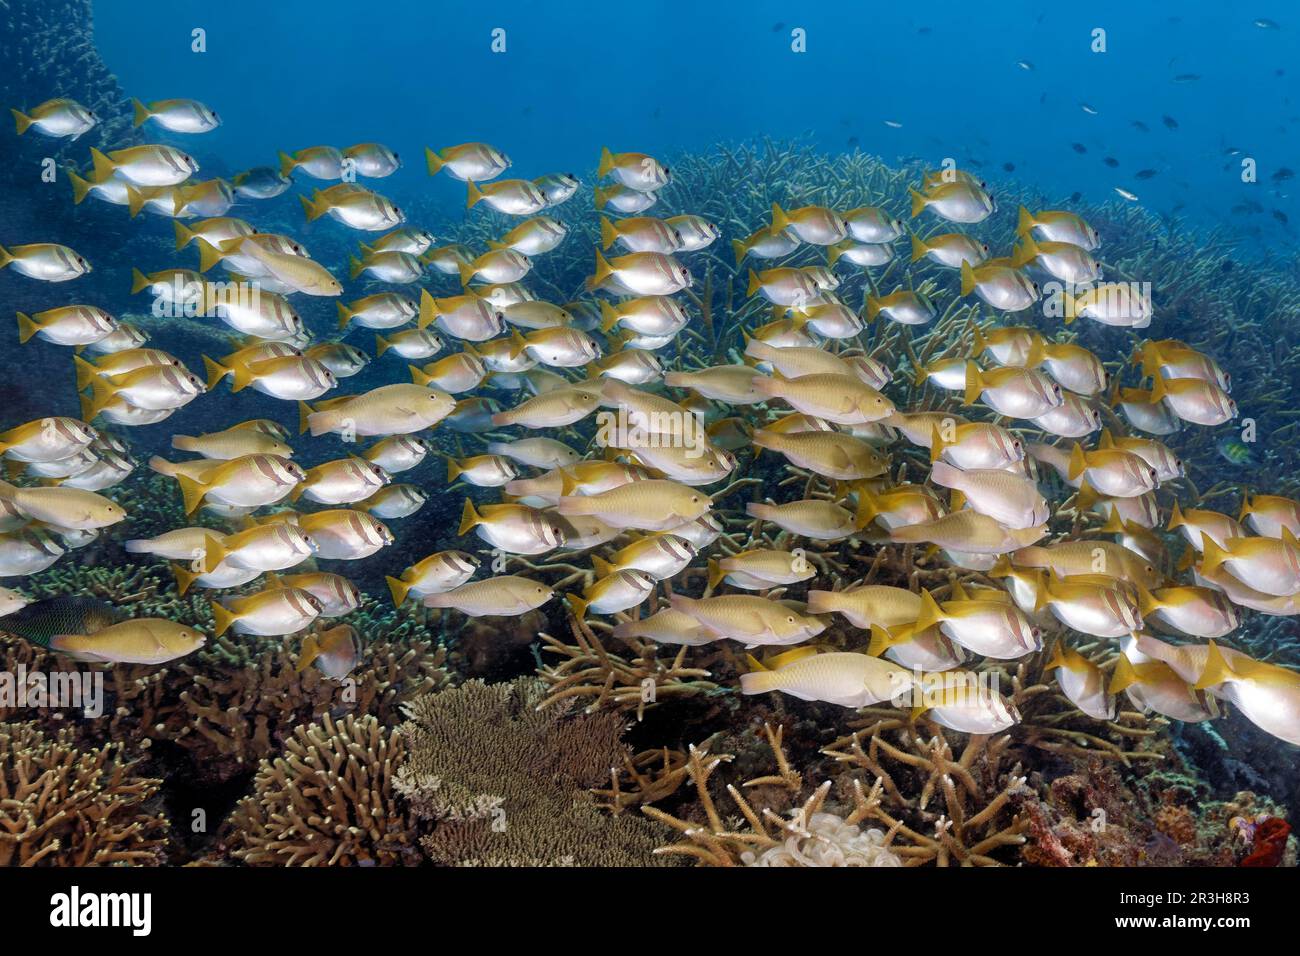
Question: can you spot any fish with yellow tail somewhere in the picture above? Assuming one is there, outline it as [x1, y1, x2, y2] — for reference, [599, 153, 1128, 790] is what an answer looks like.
[0, 243, 92, 282]
[1199, 529, 1300, 597]
[423, 575, 554, 617]
[210, 587, 322, 637]
[912, 587, 1043, 659]
[0, 480, 126, 531]
[1110, 645, 1219, 723]
[296, 625, 361, 679]
[459, 499, 563, 555]
[386, 551, 480, 606]
[300, 383, 456, 438]
[171, 454, 305, 516]
[1041, 640, 1116, 720]
[740, 648, 915, 708]
[708, 549, 814, 591]
[566, 569, 656, 619]
[11, 98, 98, 139]
[669, 592, 825, 647]
[425, 142, 510, 181]
[557, 478, 710, 532]
[1140, 637, 1300, 746]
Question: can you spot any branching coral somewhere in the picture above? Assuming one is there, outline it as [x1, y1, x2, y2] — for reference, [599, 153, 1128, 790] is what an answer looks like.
[228, 713, 418, 867]
[0, 721, 171, 866]
[537, 612, 721, 718]
[396, 678, 675, 866]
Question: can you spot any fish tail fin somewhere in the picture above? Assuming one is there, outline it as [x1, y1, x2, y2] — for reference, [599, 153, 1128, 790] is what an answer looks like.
[173, 219, 195, 250]
[466, 180, 484, 209]
[826, 241, 844, 267]
[1167, 500, 1186, 530]
[125, 185, 147, 219]
[423, 146, 444, 176]
[200, 533, 228, 575]
[16, 311, 40, 345]
[1067, 442, 1088, 481]
[971, 324, 990, 358]
[197, 239, 226, 273]
[374, 333, 391, 357]
[591, 554, 615, 579]
[417, 289, 436, 330]
[909, 233, 928, 262]
[348, 255, 364, 281]
[277, 151, 298, 178]
[89, 147, 116, 182]
[0, 246, 11, 270]
[298, 401, 316, 436]
[130, 97, 153, 128]
[295, 634, 321, 673]
[598, 300, 620, 334]
[962, 361, 984, 406]
[1148, 374, 1169, 405]
[706, 557, 725, 591]
[457, 497, 481, 535]
[914, 589, 946, 633]
[210, 601, 236, 638]
[1042, 638, 1069, 672]
[175, 474, 209, 516]
[599, 215, 618, 251]
[1193, 640, 1237, 690]
[731, 237, 749, 266]
[959, 260, 978, 297]
[746, 269, 761, 297]
[1198, 533, 1227, 575]
[864, 294, 882, 323]
[72, 353, 100, 390]
[171, 562, 200, 597]
[456, 259, 476, 286]
[445, 457, 463, 482]
[770, 202, 792, 233]
[337, 302, 355, 329]
[867, 623, 906, 657]
[908, 187, 928, 218]
[69, 168, 93, 204]
[912, 360, 930, 387]
[1015, 205, 1035, 237]
[299, 192, 325, 222]
[202, 355, 231, 391]
[10, 108, 33, 135]
[85, 376, 119, 419]
[565, 593, 590, 620]
[593, 185, 610, 210]
[1011, 233, 1039, 268]
[591, 247, 614, 288]
[597, 146, 615, 179]
[386, 575, 412, 607]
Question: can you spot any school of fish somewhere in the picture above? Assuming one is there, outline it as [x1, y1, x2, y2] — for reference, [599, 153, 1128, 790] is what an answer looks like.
[3, 91, 1299, 747]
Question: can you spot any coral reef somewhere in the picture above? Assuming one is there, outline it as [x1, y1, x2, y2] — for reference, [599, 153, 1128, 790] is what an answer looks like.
[0, 721, 171, 866]
[396, 678, 675, 866]
[227, 713, 418, 866]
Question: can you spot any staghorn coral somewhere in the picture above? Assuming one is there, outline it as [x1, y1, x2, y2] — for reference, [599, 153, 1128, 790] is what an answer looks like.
[0, 721, 171, 866]
[537, 612, 722, 718]
[228, 712, 417, 866]
[396, 677, 675, 866]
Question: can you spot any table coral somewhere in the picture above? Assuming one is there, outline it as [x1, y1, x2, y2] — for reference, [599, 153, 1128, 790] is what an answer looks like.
[396, 678, 676, 865]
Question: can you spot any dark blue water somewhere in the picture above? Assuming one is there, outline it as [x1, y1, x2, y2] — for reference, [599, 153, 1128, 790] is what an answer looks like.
[95, 0, 1297, 249]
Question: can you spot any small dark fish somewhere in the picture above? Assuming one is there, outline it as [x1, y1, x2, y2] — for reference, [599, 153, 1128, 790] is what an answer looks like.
[1069, 191, 1082, 203]
[847, 135, 859, 147]
[1071, 142, 1088, 154]
[1135, 168, 1158, 179]
[0, 596, 123, 648]
[1132, 120, 1150, 133]
[1162, 115, 1179, 129]
[772, 22, 785, 31]
[1103, 157, 1119, 168]
[1002, 162, 1016, 172]
[1275, 209, 1290, 224]
[918, 25, 932, 34]
[1272, 167, 1295, 181]
[1173, 73, 1201, 82]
